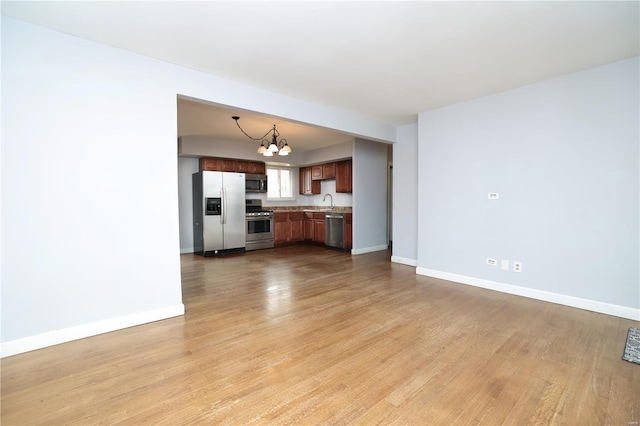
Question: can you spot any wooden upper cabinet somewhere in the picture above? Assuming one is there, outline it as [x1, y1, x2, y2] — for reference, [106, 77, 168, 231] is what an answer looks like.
[201, 157, 234, 172]
[249, 162, 266, 175]
[299, 167, 320, 195]
[309, 160, 349, 182]
[234, 160, 249, 173]
[200, 158, 218, 171]
[322, 163, 335, 179]
[335, 159, 352, 193]
[199, 157, 266, 174]
[218, 158, 235, 172]
[311, 166, 324, 180]
[299, 167, 309, 195]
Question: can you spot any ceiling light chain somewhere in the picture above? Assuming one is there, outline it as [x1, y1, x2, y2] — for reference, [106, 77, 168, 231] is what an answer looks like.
[231, 116, 292, 157]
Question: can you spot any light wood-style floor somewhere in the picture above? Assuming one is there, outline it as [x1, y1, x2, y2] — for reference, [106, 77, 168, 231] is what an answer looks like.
[2, 245, 639, 425]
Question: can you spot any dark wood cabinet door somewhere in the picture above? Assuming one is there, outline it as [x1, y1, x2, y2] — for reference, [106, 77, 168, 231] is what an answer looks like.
[250, 162, 266, 175]
[199, 157, 266, 175]
[311, 166, 323, 180]
[313, 219, 325, 244]
[345, 213, 353, 249]
[322, 162, 336, 179]
[335, 160, 352, 193]
[200, 158, 219, 171]
[289, 212, 304, 242]
[299, 167, 309, 195]
[235, 160, 249, 173]
[274, 212, 288, 246]
[300, 167, 321, 195]
[304, 218, 314, 241]
[219, 159, 236, 172]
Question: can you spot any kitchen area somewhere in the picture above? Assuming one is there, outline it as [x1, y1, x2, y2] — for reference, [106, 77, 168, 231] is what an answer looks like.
[177, 98, 391, 257]
[189, 156, 353, 256]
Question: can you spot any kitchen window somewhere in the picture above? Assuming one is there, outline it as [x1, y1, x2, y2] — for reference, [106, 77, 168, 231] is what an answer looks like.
[267, 167, 293, 200]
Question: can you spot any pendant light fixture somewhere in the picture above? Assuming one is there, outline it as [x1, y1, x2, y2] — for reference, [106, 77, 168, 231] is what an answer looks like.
[232, 116, 292, 156]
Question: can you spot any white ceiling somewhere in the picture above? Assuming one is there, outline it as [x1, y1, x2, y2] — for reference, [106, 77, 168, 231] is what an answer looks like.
[2, 1, 639, 150]
[177, 97, 355, 152]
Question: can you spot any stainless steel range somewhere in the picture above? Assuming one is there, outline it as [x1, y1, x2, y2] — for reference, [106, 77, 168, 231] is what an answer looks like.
[245, 199, 274, 251]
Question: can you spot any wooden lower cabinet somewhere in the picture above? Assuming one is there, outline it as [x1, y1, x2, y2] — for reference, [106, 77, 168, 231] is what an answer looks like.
[289, 212, 304, 242]
[277, 211, 350, 249]
[274, 212, 305, 246]
[274, 212, 289, 246]
[345, 213, 352, 249]
[303, 213, 314, 241]
[313, 213, 325, 244]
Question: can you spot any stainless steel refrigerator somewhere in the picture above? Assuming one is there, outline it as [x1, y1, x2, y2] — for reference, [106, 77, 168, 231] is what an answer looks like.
[192, 171, 246, 255]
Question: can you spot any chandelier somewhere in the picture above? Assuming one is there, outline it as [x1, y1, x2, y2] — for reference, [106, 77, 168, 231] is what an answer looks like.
[231, 116, 292, 157]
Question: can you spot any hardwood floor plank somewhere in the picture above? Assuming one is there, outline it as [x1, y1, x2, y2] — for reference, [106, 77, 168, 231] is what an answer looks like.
[2, 246, 638, 425]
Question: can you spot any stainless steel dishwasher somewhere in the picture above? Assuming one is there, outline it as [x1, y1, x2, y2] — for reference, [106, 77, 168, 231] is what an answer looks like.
[325, 213, 345, 249]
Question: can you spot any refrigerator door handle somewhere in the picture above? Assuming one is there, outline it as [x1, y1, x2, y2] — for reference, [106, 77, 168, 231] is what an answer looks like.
[221, 188, 227, 225]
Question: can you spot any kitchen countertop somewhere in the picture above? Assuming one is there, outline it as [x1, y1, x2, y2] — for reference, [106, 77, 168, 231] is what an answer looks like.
[269, 206, 352, 214]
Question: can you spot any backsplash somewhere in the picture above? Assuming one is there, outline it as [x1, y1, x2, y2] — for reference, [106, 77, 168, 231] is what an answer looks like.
[250, 179, 353, 208]
[269, 206, 352, 213]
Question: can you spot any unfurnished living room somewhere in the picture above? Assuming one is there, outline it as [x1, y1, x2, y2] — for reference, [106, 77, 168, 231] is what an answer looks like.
[1, 2, 639, 425]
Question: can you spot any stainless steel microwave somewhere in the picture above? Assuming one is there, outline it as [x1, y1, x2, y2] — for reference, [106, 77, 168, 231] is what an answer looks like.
[246, 174, 268, 193]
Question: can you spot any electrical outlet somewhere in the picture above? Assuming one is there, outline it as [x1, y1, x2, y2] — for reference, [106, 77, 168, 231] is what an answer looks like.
[501, 259, 509, 271]
[514, 262, 522, 273]
[486, 258, 497, 267]
[488, 193, 500, 200]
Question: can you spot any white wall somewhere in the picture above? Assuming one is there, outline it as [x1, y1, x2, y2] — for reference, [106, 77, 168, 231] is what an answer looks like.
[1, 17, 187, 353]
[302, 141, 354, 165]
[177, 157, 199, 253]
[1, 17, 395, 356]
[391, 123, 419, 266]
[179, 135, 305, 166]
[417, 57, 639, 319]
[352, 138, 390, 254]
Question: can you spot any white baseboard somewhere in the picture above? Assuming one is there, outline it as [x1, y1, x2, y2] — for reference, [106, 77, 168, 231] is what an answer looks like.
[1, 304, 185, 358]
[416, 268, 640, 321]
[391, 256, 417, 267]
[180, 247, 194, 254]
[351, 244, 389, 255]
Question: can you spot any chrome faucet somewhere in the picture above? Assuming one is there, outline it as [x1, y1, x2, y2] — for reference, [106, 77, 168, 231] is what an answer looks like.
[323, 193, 334, 209]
